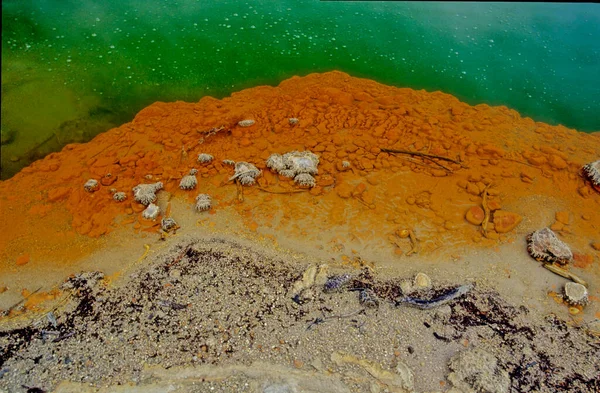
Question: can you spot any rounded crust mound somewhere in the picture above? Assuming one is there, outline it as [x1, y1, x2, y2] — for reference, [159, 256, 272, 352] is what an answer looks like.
[161, 217, 177, 232]
[197, 153, 214, 164]
[294, 173, 316, 188]
[282, 150, 319, 175]
[179, 172, 198, 190]
[113, 191, 127, 202]
[266, 154, 285, 172]
[526, 227, 573, 265]
[238, 119, 255, 127]
[266, 150, 319, 187]
[222, 159, 235, 166]
[230, 161, 261, 186]
[448, 347, 510, 393]
[132, 182, 164, 206]
[142, 203, 160, 220]
[582, 159, 600, 188]
[84, 179, 99, 192]
[563, 282, 589, 306]
[195, 193, 212, 212]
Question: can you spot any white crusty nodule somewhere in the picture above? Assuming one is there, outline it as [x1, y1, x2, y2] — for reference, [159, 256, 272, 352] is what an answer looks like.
[84, 179, 99, 192]
[229, 161, 261, 186]
[266, 154, 285, 172]
[265, 150, 319, 187]
[197, 153, 214, 164]
[142, 203, 160, 220]
[564, 282, 589, 306]
[282, 151, 319, 175]
[294, 173, 316, 188]
[132, 182, 163, 206]
[526, 227, 573, 265]
[238, 119, 255, 127]
[113, 191, 127, 202]
[195, 193, 212, 212]
[582, 160, 600, 187]
[179, 170, 198, 190]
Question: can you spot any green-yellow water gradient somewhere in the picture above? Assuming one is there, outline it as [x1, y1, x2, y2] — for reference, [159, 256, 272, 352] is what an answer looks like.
[2, 1, 599, 179]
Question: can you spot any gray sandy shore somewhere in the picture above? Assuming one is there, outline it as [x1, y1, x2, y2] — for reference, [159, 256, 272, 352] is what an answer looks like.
[1, 235, 599, 393]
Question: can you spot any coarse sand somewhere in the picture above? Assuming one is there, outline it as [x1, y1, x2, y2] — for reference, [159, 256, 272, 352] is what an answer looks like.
[1, 232, 599, 393]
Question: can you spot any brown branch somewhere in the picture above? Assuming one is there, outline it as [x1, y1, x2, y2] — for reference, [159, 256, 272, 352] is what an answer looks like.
[407, 230, 420, 256]
[236, 180, 244, 202]
[381, 148, 462, 165]
[543, 264, 588, 287]
[501, 157, 541, 170]
[421, 155, 453, 172]
[481, 184, 491, 237]
[257, 187, 307, 194]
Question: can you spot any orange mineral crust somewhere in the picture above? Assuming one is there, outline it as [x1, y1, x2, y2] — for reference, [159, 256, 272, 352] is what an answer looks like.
[1, 71, 599, 272]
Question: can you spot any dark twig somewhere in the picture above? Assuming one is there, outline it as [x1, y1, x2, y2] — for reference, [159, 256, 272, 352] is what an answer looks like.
[306, 308, 365, 330]
[157, 300, 188, 310]
[381, 148, 462, 165]
[52, 331, 75, 343]
[421, 155, 453, 172]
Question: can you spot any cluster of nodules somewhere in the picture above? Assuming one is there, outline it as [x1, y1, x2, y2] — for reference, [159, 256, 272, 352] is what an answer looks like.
[83, 146, 320, 224]
[197, 149, 322, 189]
[198, 152, 262, 186]
[266, 150, 320, 188]
[84, 178, 130, 204]
[177, 163, 213, 213]
[526, 227, 588, 307]
[132, 177, 211, 228]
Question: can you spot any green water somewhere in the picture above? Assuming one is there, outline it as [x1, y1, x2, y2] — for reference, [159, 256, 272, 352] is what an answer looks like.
[2, 1, 599, 179]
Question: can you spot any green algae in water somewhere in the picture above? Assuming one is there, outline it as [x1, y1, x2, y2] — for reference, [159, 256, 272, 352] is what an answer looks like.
[2, 1, 600, 179]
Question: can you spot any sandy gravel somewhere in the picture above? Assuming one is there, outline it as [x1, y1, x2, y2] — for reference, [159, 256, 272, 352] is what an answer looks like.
[1, 234, 599, 393]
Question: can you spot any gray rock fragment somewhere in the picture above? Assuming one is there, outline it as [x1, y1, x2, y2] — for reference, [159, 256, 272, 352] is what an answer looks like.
[447, 347, 510, 393]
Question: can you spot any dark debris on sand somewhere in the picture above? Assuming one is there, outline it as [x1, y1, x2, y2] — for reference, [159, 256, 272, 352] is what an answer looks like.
[1, 237, 599, 393]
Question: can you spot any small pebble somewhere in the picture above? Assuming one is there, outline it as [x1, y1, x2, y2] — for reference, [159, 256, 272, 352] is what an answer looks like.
[323, 274, 351, 293]
[414, 272, 432, 289]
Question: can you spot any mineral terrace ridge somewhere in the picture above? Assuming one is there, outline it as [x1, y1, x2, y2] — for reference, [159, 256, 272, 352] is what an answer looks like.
[0, 71, 599, 392]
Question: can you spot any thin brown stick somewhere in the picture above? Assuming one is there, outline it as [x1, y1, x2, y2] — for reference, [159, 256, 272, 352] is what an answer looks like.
[381, 148, 462, 165]
[236, 181, 244, 202]
[396, 156, 432, 169]
[257, 187, 307, 194]
[355, 196, 374, 209]
[407, 230, 420, 256]
[543, 264, 588, 287]
[421, 155, 453, 172]
[481, 184, 491, 237]
[327, 308, 365, 320]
